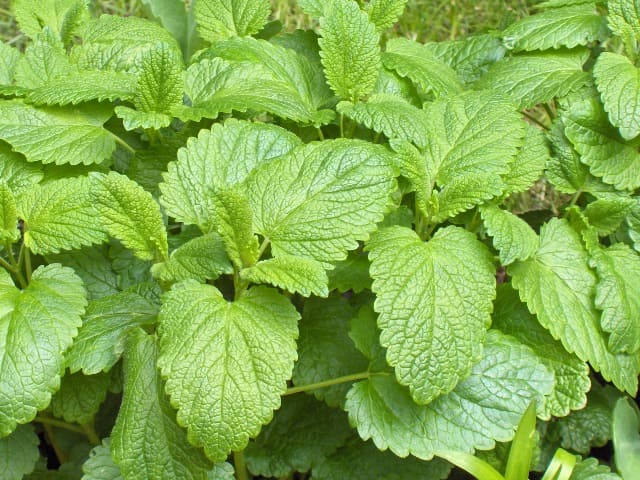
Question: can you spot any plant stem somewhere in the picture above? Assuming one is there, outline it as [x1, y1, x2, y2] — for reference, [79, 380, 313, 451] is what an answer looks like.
[522, 111, 549, 130]
[81, 422, 101, 446]
[24, 246, 32, 283]
[234, 450, 250, 480]
[35, 415, 86, 435]
[283, 371, 388, 396]
[543, 102, 556, 122]
[42, 422, 68, 464]
[316, 127, 325, 141]
[339, 113, 345, 138]
[109, 131, 136, 155]
[257, 237, 270, 260]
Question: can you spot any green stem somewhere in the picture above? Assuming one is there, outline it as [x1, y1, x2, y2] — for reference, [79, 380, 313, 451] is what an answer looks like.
[522, 111, 549, 130]
[2, 242, 27, 288]
[42, 422, 68, 464]
[316, 127, 325, 141]
[339, 113, 345, 138]
[257, 237, 270, 260]
[234, 450, 250, 480]
[543, 102, 556, 122]
[567, 189, 582, 209]
[34, 415, 86, 435]
[109, 131, 136, 155]
[81, 422, 101, 446]
[24, 246, 32, 283]
[284, 371, 388, 396]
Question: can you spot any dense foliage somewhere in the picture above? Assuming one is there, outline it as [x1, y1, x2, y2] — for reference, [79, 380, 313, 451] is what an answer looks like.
[0, 0, 639, 478]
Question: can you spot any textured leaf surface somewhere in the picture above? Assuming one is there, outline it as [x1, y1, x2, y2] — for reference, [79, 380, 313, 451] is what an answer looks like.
[50, 371, 110, 424]
[0, 184, 20, 243]
[247, 139, 396, 266]
[571, 457, 622, 480]
[82, 438, 124, 480]
[91, 172, 168, 262]
[475, 49, 589, 109]
[134, 41, 184, 115]
[158, 284, 299, 462]
[367, 226, 495, 404]
[502, 124, 548, 195]
[327, 251, 371, 293]
[583, 197, 636, 236]
[608, 0, 640, 54]
[593, 52, 640, 140]
[241, 256, 328, 297]
[65, 288, 159, 375]
[153, 233, 233, 283]
[501, 4, 607, 52]
[337, 94, 429, 147]
[319, 0, 380, 100]
[0, 265, 86, 436]
[0, 425, 39, 480]
[563, 94, 640, 191]
[71, 15, 179, 72]
[47, 245, 118, 300]
[195, 0, 270, 41]
[313, 439, 450, 480]
[14, 29, 70, 89]
[292, 296, 369, 407]
[383, 38, 463, 97]
[551, 383, 617, 454]
[0, 145, 43, 194]
[112, 329, 212, 479]
[345, 330, 554, 460]
[160, 120, 301, 231]
[12, 0, 87, 41]
[17, 176, 106, 255]
[208, 463, 235, 479]
[480, 204, 538, 265]
[245, 395, 352, 477]
[212, 187, 259, 269]
[0, 101, 115, 166]
[613, 397, 640, 479]
[115, 107, 172, 131]
[0, 43, 20, 86]
[590, 243, 640, 354]
[493, 284, 590, 418]
[366, 0, 408, 32]
[508, 218, 640, 394]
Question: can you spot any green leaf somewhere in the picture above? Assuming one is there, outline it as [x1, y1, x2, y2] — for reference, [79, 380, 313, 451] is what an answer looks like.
[613, 397, 640, 479]
[114, 107, 172, 131]
[212, 187, 259, 269]
[475, 49, 590, 109]
[244, 395, 352, 477]
[327, 251, 371, 293]
[241, 256, 328, 297]
[583, 197, 636, 236]
[382, 38, 464, 98]
[367, 225, 495, 404]
[158, 284, 299, 462]
[0, 42, 20, 86]
[177, 57, 320, 123]
[246, 139, 396, 266]
[550, 383, 618, 454]
[337, 94, 429, 147]
[0, 264, 86, 437]
[0, 100, 116, 166]
[47, 245, 119, 300]
[14, 29, 70, 89]
[405, 91, 524, 222]
[563, 94, 640, 191]
[502, 124, 548, 195]
[292, 296, 369, 407]
[504, 402, 537, 480]
[366, 0, 407, 32]
[50, 371, 110, 424]
[593, 52, 640, 140]
[152, 233, 233, 283]
[91, 172, 168, 262]
[0, 184, 20, 243]
[0, 425, 39, 480]
[493, 284, 590, 419]
[71, 15, 180, 73]
[345, 330, 554, 460]
[501, 4, 608, 52]
[82, 438, 124, 480]
[437, 451, 505, 480]
[312, 438, 452, 480]
[160, 120, 301, 232]
[480, 204, 539, 265]
[111, 329, 212, 479]
[65, 287, 159, 375]
[590, 243, 640, 354]
[422, 34, 506, 84]
[139, 0, 190, 58]
[12, 0, 88, 43]
[608, 0, 640, 59]
[0, 144, 43, 194]
[207, 37, 333, 115]
[571, 457, 622, 480]
[319, 0, 381, 100]
[134, 41, 184, 115]
[508, 218, 640, 394]
[208, 463, 235, 480]
[194, 0, 270, 41]
[17, 176, 107, 255]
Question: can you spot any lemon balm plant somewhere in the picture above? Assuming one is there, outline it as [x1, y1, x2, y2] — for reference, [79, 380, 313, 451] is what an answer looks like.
[0, 0, 638, 478]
